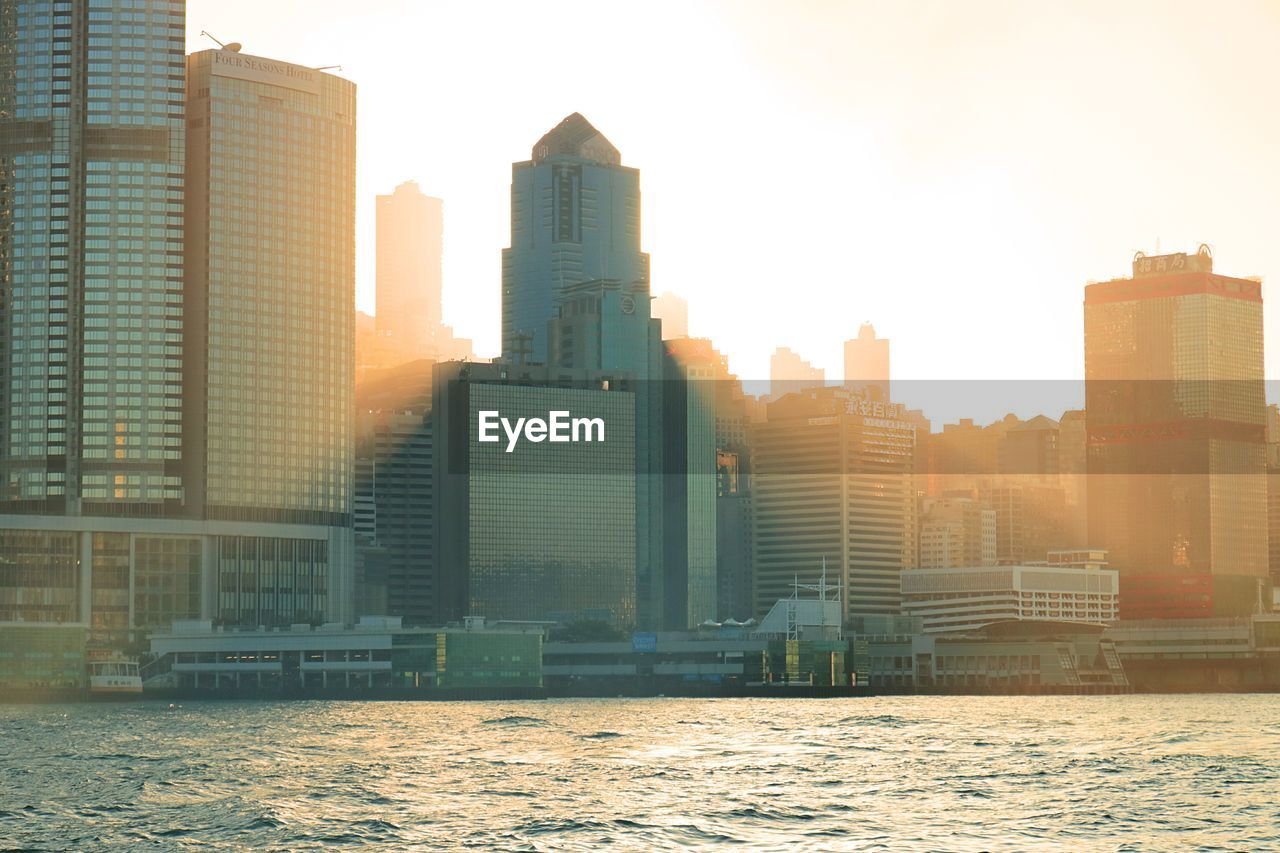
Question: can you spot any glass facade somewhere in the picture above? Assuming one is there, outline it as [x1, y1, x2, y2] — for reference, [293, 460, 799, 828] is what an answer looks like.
[214, 535, 328, 627]
[133, 534, 201, 628]
[501, 113, 649, 365]
[0, 0, 186, 515]
[0, 529, 79, 622]
[184, 49, 355, 527]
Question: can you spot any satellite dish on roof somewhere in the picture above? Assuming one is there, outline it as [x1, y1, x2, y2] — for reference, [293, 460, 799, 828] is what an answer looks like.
[224, 42, 243, 53]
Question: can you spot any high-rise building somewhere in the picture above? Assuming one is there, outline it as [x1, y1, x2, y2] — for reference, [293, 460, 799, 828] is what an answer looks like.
[432, 361, 638, 625]
[184, 47, 356, 627]
[375, 180, 444, 358]
[501, 113, 648, 365]
[753, 387, 917, 619]
[651, 291, 688, 340]
[844, 322, 890, 401]
[0, 1, 188, 641]
[662, 338, 719, 629]
[355, 360, 435, 624]
[769, 347, 824, 399]
[1085, 246, 1268, 616]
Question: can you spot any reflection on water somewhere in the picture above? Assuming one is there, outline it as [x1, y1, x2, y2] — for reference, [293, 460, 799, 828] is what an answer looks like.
[2, 696, 1278, 850]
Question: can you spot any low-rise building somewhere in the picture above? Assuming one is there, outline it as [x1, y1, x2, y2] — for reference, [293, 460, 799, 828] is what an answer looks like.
[901, 564, 1119, 633]
[146, 616, 542, 695]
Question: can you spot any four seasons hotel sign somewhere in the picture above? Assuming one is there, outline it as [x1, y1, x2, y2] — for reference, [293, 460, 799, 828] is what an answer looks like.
[210, 49, 323, 95]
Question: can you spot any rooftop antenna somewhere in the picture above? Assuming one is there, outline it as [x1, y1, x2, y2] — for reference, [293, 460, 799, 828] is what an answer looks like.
[200, 31, 242, 52]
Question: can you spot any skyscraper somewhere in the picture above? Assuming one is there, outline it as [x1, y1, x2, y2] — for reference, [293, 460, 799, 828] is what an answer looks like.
[844, 322, 890, 401]
[769, 347, 824, 399]
[184, 47, 356, 626]
[432, 361, 638, 625]
[1085, 246, 1268, 616]
[1, 0, 187, 639]
[376, 181, 444, 359]
[753, 387, 917, 619]
[501, 113, 648, 365]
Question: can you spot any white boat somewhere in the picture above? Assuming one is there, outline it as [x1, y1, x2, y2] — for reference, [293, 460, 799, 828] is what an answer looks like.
[87, 651, 143, 696]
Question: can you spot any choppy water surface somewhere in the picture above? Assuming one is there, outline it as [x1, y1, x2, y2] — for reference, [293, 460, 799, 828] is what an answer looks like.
[2, 695, 1279, 850]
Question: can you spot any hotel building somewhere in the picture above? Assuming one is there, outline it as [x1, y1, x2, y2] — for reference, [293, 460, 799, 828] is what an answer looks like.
[1085, 246, 1268, 616]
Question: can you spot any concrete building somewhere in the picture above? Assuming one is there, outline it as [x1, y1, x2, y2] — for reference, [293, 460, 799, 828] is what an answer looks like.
[753, 387, 917, 619]
[1085, 246, 1269, 615]
[843, 322, 890, 401]
[900, 564, 1119, 634]
[918, 496, 996, 568]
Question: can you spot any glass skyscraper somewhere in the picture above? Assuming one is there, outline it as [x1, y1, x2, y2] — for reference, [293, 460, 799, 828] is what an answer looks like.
[0, 21, 357, 642]
[1, 0, 186, 516]
[501, 113, 649, 365]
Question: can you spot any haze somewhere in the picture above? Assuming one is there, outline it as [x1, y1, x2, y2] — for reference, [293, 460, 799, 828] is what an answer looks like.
[185, 0, 1280, 382]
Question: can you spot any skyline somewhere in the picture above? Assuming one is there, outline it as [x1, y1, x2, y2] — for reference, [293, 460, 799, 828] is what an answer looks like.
[185, 0, 1280, 382]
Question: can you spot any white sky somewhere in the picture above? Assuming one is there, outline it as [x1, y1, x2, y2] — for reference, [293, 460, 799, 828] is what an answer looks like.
[186, 0, 1280, 382]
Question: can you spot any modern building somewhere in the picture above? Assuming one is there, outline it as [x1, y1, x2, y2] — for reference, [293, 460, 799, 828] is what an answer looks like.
[1085, 246, 1269, 615]
[651, 291, 689, 340]
[501, 113, 648, 365]
[1104, 615, 1280, 691]
[662, 339, 719, 629]
[375, 180, 443, 359]
[183, 47, 357, 628]
[354, 360, 435, 624]
[844, 322, 890, 401]
[0, 1, 202, 646]
[753, 387, 917, 620]
[900, 564, 1119, 634]
[545, 277, 665, 628]
[432, 361, 639, 626]
[769, 347, 824, 399]
[146, 616, 543, 694]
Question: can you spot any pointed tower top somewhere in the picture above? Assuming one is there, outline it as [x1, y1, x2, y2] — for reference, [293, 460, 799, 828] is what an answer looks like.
[532, 113, 621, 166]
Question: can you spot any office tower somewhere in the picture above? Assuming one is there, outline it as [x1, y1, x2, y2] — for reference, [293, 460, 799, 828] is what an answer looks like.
[375, 181, 444, 359]
[926, 414, 1019, 496]
[753, 387, 917, 619]
[844, 322, 890, 401]
[501, 113, 648, 365]
[652, 291, 688, 339]
[433, 361, 638, 625]
[1085, 246, 1268, 616]
[662, 339, 719, 628]
[1058, 408, 1089, 547]
[185, 48, 356, 626]
[355, 360, 435, 624]
[547, 277, 665, 628]
[917, 497, 996, 568]
[769, 347, 824, 399]
[0, 1, 187, 641]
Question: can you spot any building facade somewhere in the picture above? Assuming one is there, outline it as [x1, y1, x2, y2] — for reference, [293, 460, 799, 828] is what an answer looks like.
[753, 387, 917, 620]
[1085, 247, 1268, 615]
[843, 322, 889, 401]
[433, 361, 639, 626]
[900, 564, 1120, 634]
[501, 113, 648, 365]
